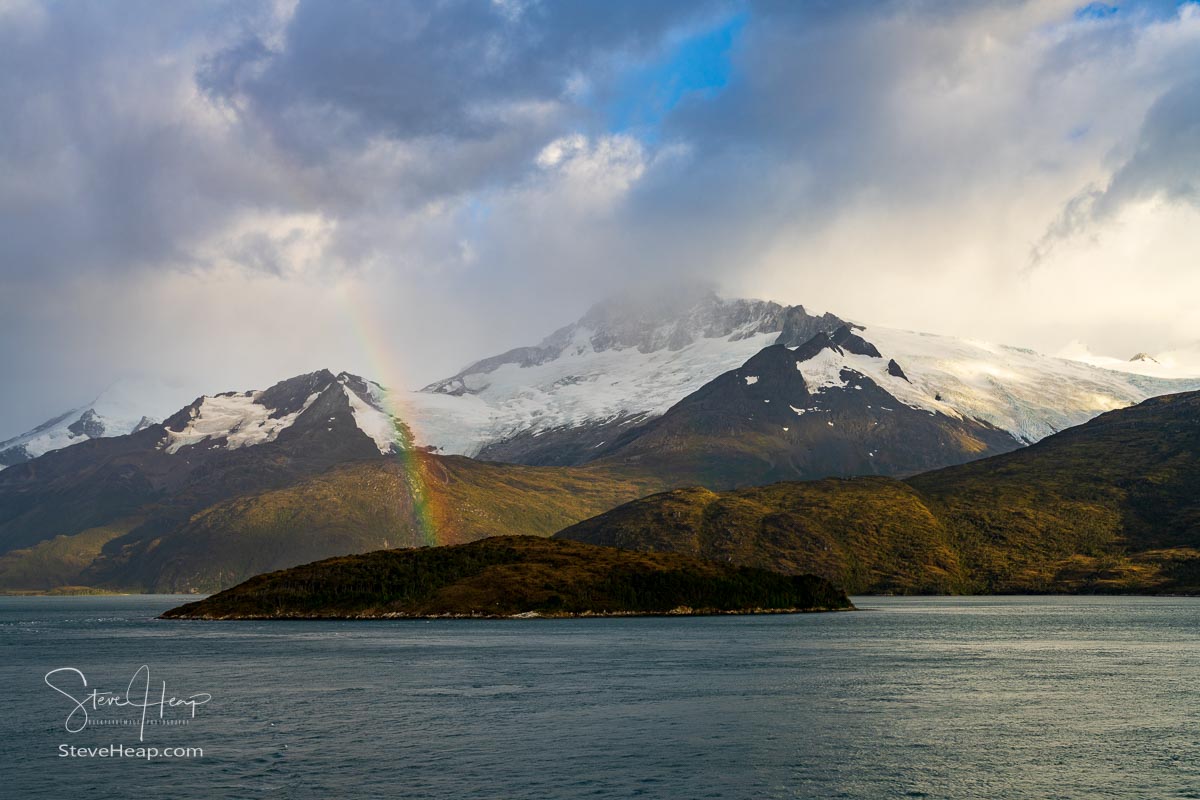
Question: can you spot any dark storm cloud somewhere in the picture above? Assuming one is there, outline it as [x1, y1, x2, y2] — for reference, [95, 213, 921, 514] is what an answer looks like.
[194, 0, 728, 208]
[0, 1, 292, 280]
[202, 0, 711, 140]
[0, 0, 724, 283]
[1033, 71, 1200, 265]
[1094, 75, 1200, 213]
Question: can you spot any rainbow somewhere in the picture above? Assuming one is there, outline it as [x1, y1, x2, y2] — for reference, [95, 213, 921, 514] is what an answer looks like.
[334, 282, 444, 547]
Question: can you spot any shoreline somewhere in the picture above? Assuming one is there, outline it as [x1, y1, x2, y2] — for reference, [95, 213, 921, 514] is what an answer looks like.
[161, 604, 857, 621]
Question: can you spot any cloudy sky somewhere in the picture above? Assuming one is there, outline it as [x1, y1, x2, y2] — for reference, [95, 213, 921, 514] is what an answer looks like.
[2, 0, 1199, 436]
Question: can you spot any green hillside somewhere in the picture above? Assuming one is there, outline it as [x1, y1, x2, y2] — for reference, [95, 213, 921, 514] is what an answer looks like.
[2, 455, 664, 593]
[559, 392, 1200, 594]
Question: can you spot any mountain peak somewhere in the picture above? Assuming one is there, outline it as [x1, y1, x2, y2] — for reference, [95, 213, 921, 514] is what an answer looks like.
[0, 376, 199, 468]
[256, 370, 339, 418]
[791, 326, 883, 363]
[793, 331, 839, 362]
[157, 368, 406, 457]
[589, 334, 1022, 487]
[830, 325, 882, 358]
[424, 288, 843, 396]
[774, 306, 847, 348]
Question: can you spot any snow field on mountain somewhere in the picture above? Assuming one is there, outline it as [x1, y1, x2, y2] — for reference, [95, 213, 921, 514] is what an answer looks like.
[401, 320, 1200, 454]
[160, 391, 320, 453]
[402, 328, 778, 454]
[344, 384, 402, 453]
[858, 326, 1200, 441]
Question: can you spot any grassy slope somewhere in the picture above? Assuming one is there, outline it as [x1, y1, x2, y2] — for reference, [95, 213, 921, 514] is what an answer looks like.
[0, 518, 142, 591]
[559, 392, 1200, 594]
[909, 391, 1200, 592]
[161, 536, 852, 619]
[559, 479, 967, 594]
[102, 455, 666, 593]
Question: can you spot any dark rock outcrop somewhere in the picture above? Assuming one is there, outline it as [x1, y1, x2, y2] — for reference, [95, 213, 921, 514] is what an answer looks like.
[887, 359, 910, 381]
[775, 306, 849, 348]
[67, 409, 107, 438]
[589, 341, 1020, 488]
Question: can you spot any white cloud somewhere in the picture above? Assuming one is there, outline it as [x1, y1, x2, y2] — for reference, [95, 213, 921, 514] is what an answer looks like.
[192, 211, 336, 277]
[534, 133, 648, 210]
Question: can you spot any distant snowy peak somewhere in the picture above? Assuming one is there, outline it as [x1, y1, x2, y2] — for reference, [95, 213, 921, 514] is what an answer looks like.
[1, 370, 415, 469]
[585, 323, 1200, 485]
[0, 409, 78, 467]
[788, 328, 965, 421]
[0, 377, 195, 468]
[776, 310, 861, 349]
[586, 334, 1025, 487]
[1056, 341, 1200, 380]
[792, 325, 883, 361]
[423, 288, 844, 396]
[158, 370, 409, 457]
[9, 294, 1199, 471]
[790, 326, 1200, 443]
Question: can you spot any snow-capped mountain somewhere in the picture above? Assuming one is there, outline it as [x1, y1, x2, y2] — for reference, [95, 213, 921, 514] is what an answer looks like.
[0, 371, 411, 471]
[0, 369, 456, 591]
[6, 288, 1199, 469]
[804, 325, 1200, 443]
[3, 326, 1197, 591]
[0, 378, 197, 468]
[0, 367, 672, 593]
[581, 327, 1024, 487]
[0, 370, 416, 555]
[399, 290, 1200, 460]
[158, 370, 411, 457]
[402, 289, 845, 461]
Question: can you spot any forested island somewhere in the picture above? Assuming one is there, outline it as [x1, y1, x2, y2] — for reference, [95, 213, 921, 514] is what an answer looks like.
[161, 536, 852, 620]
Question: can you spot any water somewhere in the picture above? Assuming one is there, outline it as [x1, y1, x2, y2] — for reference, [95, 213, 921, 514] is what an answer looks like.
[2, 595, 1200, 799]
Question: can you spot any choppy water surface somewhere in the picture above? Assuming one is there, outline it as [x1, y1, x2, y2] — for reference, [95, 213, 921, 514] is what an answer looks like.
[2, 595, 1199, 799]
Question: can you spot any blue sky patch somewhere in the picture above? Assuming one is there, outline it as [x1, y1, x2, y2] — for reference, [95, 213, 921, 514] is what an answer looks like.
[1074, 3, 1120, 20]
[607, 12, 746, 139]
